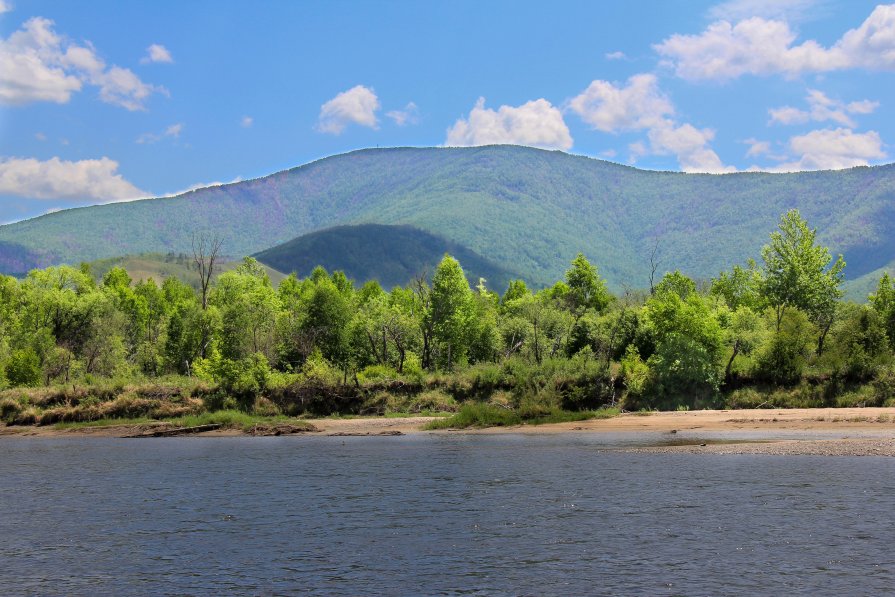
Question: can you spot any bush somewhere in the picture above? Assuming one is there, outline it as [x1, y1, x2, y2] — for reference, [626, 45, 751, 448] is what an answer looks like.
[252, 396, 281, 417]
[754, 311, 813, 386]
[6, 349, 41, 388]
[425, 403, 521, 429]
[0, 397, 22, 423]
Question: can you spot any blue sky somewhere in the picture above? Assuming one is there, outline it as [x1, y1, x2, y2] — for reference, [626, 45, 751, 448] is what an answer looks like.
[0, 0, 893, 223]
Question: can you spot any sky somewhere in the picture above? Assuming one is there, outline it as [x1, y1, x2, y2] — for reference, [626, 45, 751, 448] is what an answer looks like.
[0, 0, 893, 223]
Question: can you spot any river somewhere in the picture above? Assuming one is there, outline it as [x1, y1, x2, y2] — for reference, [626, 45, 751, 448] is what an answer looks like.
[1, 434, 893, 595]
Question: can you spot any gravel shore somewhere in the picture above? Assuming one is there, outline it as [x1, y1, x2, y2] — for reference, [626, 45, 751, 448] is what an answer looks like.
[623, 437, 895, 456]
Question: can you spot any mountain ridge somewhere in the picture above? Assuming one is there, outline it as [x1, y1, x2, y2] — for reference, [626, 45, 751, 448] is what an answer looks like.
[2, 145, 894, 294]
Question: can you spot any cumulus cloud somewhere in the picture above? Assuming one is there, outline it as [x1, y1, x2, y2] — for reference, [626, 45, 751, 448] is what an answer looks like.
[648, 123, 736, 173]
[769, 89, 879, 127]
[241, 115, 253, 128]
[445, 97, 573, 151]
[568, 74, 733, 173]
[0, 17, 164, 109]
[768, 106, 811, 125]
[140, 43, 172, 64]
[655, 4, 895, 81]
[768, 128, 886, 171]
[386, 101, 420, 126]
[0, 1, 12, 14]
[743, 138, 772, 157]
[568, 74, 673, 133]
[317, 85, 380, 134]
[605, 51, 626, 60]
[0, 156, 144, 201]
[136, 122, 183, 144]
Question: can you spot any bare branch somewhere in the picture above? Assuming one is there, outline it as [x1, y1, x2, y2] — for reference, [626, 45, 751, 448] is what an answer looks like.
[192, 232, 223, 310]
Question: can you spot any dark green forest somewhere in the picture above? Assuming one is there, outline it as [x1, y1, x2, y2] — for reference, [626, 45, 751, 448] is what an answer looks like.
[254, 223, 520, 290]
[3, 209, 895, 428]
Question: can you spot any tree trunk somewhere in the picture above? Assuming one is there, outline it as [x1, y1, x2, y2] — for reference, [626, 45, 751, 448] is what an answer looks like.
[724, 340, 740, 384]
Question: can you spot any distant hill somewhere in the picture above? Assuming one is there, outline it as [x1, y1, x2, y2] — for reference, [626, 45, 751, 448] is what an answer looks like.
[254, 224, 521, 290]
[1, 145, 894, 294]
[85, 253, 287, 290]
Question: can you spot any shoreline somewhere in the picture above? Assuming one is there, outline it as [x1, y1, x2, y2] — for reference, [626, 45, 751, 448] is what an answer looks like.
[3, 408, 895, 455]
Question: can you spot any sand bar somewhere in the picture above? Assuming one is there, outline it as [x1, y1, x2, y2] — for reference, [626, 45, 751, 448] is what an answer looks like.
[3, 408, 895, 455]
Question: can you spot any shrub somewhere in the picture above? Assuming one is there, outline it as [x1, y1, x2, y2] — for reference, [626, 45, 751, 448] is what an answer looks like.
[6, 349, 41, 388]
[425, 403, 521, 429]
[252, 396, 281, 417]
[0, 397, 22, 423]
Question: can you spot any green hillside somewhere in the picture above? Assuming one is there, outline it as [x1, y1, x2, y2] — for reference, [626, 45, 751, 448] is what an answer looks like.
[254, 224, 521, 290]
[1, 145, 894, 292]
[86, 253, 287, 290]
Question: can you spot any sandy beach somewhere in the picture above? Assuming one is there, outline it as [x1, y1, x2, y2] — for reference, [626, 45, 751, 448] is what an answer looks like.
[3, 408, 895, 455]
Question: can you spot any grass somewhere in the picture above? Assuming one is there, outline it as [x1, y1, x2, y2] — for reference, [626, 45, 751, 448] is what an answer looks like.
[383, 411, 453, 418]
[320, 410, 453, 420]
[525, 407, 620, 426]
[425, 404, 522, 429]
[53, 417, 155, 429]
[424, 403, 620, 430]
[53, 410, 316, 432]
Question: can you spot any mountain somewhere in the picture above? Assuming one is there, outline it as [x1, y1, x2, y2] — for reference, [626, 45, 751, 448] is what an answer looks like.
[254, 224, 521, 290]
[1, 145, 894, 295]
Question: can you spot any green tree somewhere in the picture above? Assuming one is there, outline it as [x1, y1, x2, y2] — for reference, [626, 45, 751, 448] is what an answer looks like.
[211, 257, 281, 363]
[760, 210, 845, 346]
[870, 273, 895, 347]
[720, 306, 767, 383]
[565, 253, 611, 314]
[642, 281, 725, 404]
[429, 255, 475, 368]
[711, 260, 763, 311]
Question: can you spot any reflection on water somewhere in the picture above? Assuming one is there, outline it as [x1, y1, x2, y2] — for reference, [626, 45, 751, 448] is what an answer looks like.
[1, 434, 893, 595]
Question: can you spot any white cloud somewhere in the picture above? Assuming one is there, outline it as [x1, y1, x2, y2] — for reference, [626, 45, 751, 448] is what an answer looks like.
[768, 106, 810, 125]
[0, 156, 143, 201]
[0, 17, 164, 109]
[707, 0, 825, 23]
[241, 115, 253, 128]
[569, 74, 733, 173]
[445, 97, 573, 151]
[769, 89, 879, 127]
[655, 4, 895, 81]
[136, 122, 183, 144]
[744, 138, 771, 157]
[568, 74, 674, 133]
[628, 141, 648, 162]
[0, 1, 13, 14]
[140, 43, 172, 64]
[605, 51, 626, 60]
[34, 131, 46, 141]
[767, 128, 886, 171]
[386, 101, 420, 126]
[317, 84, 380, 134]
[648, 122, 736, 173]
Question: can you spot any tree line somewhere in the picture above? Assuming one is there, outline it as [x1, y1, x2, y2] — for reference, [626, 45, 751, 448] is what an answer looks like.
[1, 209, 894, 410]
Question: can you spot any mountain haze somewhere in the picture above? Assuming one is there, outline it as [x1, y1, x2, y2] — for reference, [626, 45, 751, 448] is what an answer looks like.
[1, 146, 894, 293]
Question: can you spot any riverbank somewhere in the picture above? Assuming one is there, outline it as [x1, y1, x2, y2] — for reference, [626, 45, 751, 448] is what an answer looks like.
[3, 408, 895, 456]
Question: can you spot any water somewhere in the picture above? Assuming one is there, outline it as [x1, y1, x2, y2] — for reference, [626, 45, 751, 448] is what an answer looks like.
[1, 434, 894, 596]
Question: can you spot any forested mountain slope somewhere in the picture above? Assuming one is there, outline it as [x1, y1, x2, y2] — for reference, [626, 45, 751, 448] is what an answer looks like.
[1, 145, 894, 291]
[253, 224, 521, 290]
